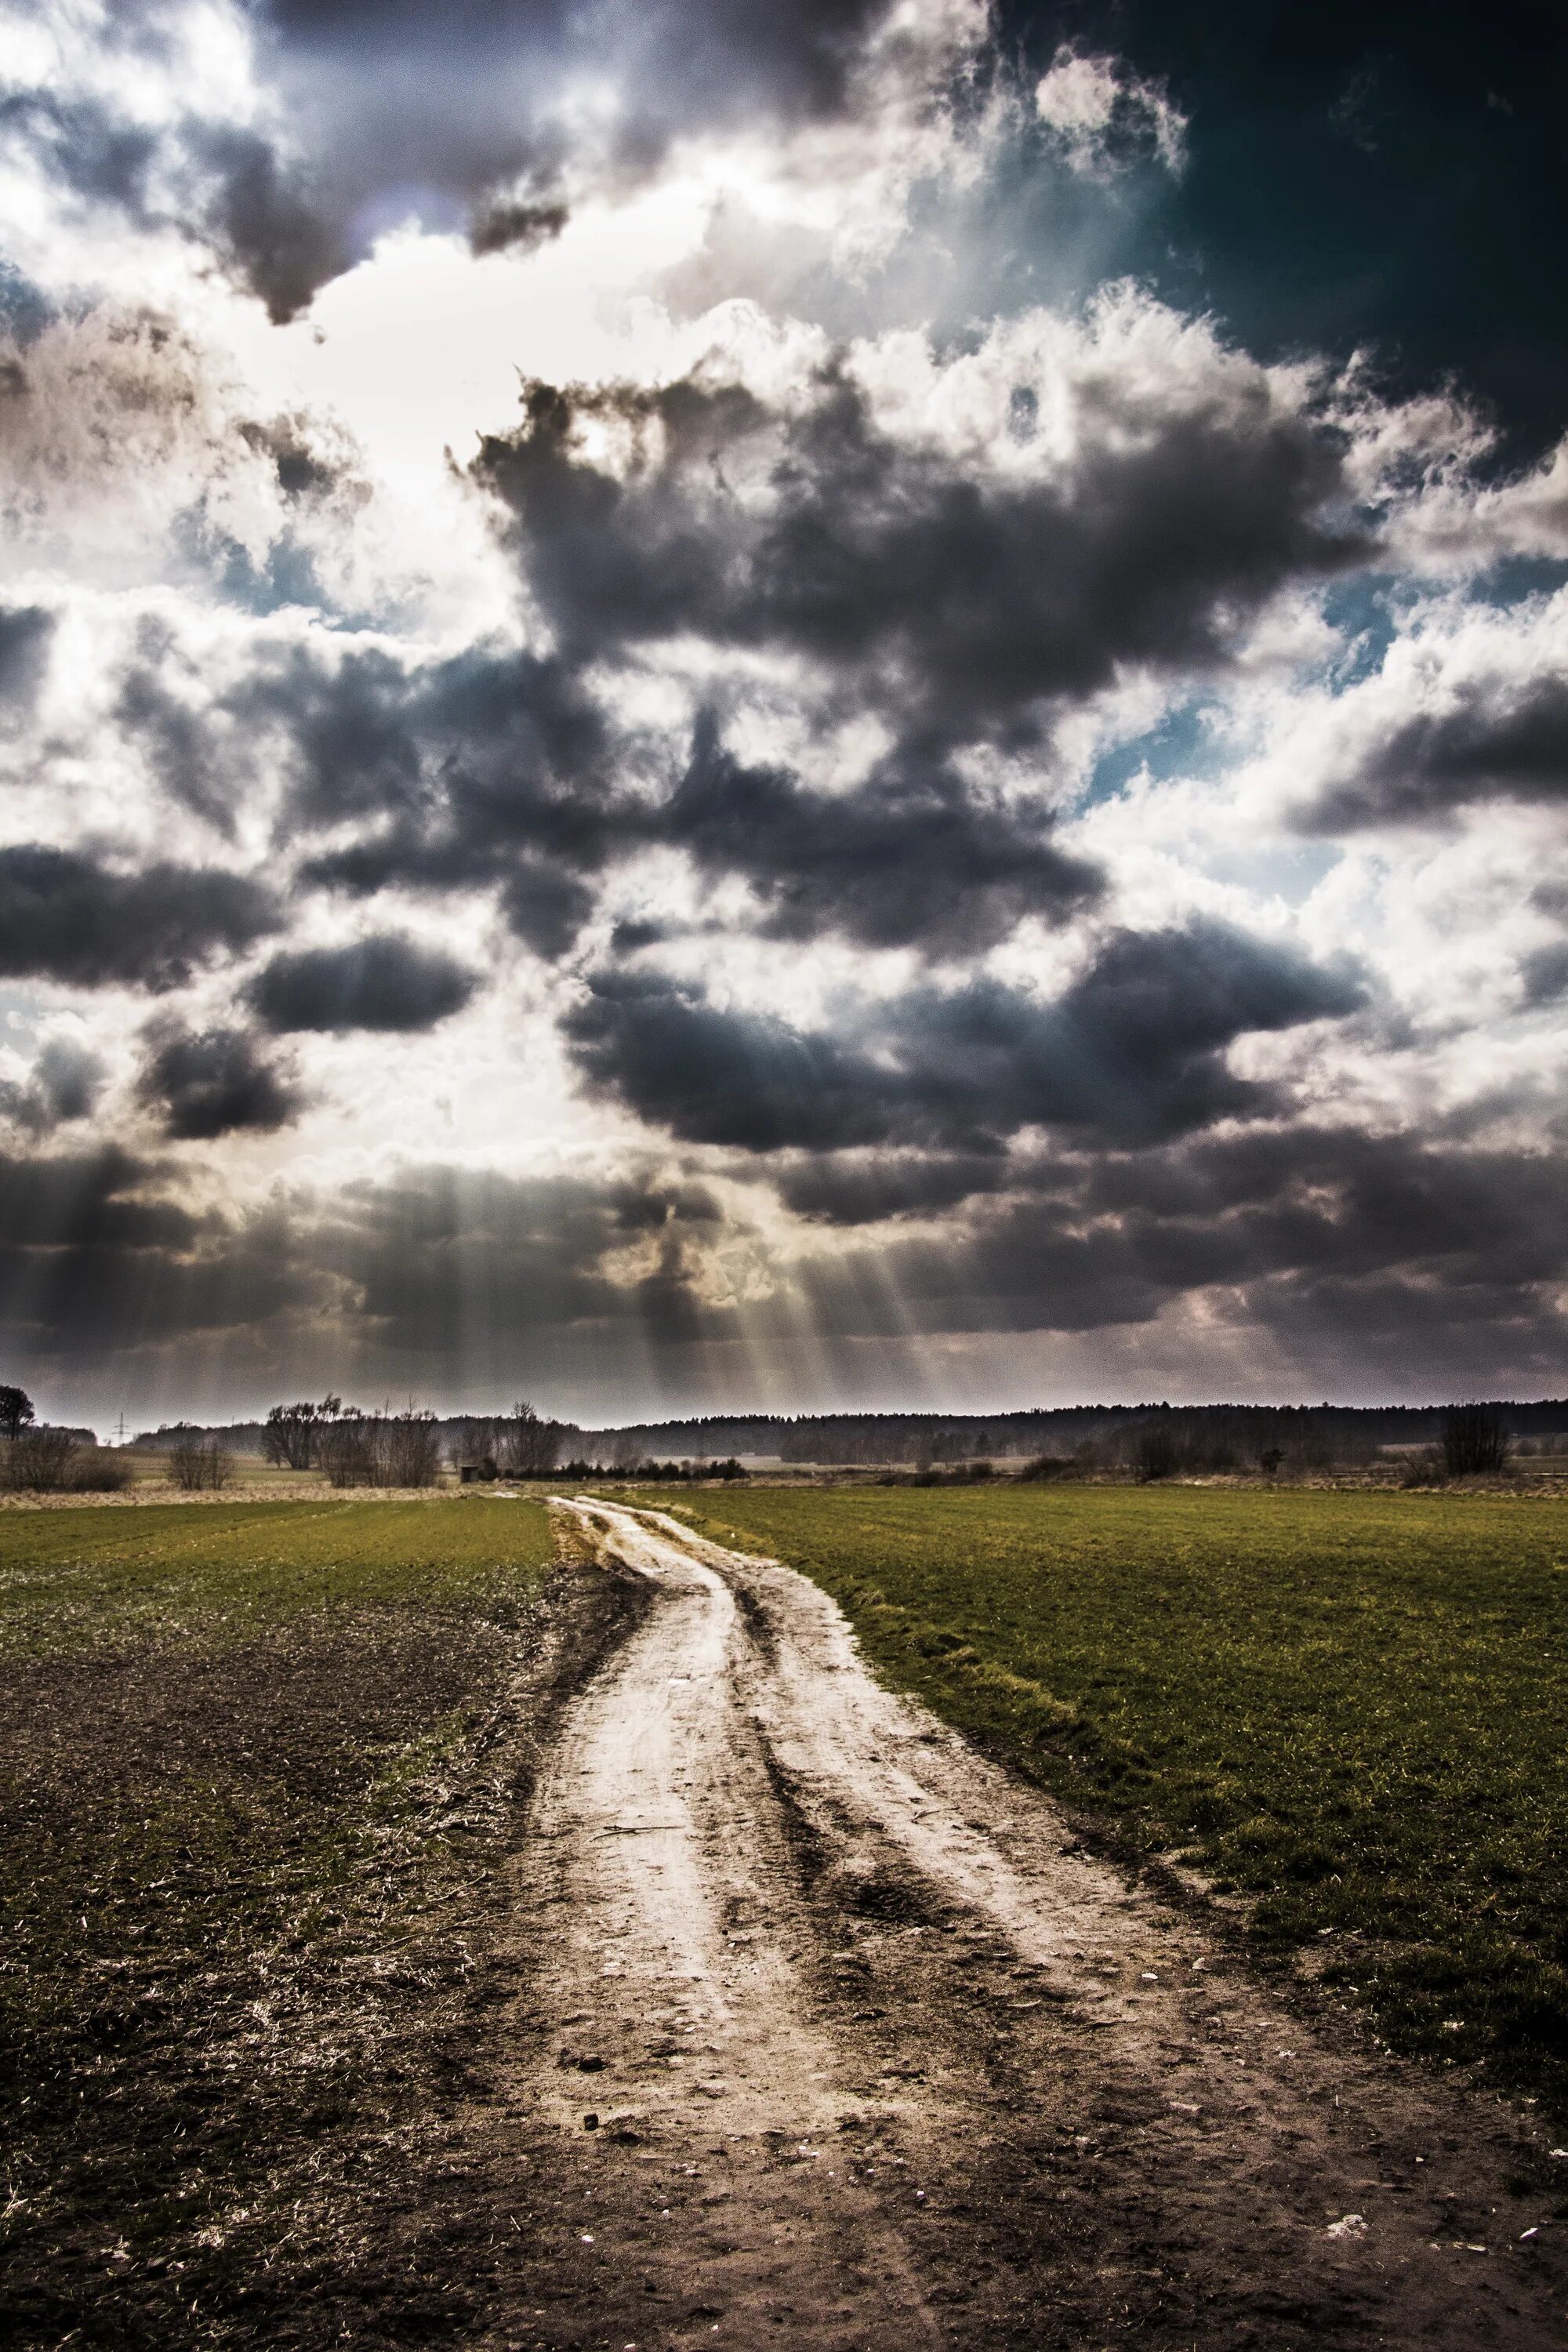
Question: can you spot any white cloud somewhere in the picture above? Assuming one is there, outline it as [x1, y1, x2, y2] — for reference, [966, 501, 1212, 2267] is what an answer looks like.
[1035, 45, 1185, 176]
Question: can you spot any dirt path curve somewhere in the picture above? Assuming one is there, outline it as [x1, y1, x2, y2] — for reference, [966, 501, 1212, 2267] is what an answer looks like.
[486, 1499, 1568, 2350]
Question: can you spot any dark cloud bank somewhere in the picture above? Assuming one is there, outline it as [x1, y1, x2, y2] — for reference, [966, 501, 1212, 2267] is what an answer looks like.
[0, 847, 278, 991]
[565, 922, 1364, 1153]
[256, 350, 1367, 964]
[3, 2, 1566, 1414]
[5, 1116, 1564, 1409]
[247, 935, 478, 1033]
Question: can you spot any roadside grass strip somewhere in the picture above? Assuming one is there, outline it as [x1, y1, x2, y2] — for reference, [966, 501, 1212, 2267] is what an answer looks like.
[677, 1484, 1568, 2120]
[0, 1497, 556, 2350]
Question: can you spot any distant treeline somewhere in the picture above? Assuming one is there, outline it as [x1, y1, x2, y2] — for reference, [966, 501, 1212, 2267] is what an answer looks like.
[579, 1402, 1568, 1466]
[126, 1399, 1568, 1468]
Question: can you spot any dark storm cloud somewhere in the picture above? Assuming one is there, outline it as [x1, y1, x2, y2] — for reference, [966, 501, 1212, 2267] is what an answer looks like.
[0, 1156, 311, 1369]
[274, 637, 1098, 956]
[114, 662, 235, 833]
[190, 120, 353, 328]
[0, 1040, 107, 1138]
[4, 1116, 1563, 1397]
[0, 846, 279, 991]
[0, 604, 53, 706]
[0, 1143, 196, 1253]
[1069, 1121, 1568, 1316]
[246, 935, 480, 1033]
[1300, 667, 1568, 829]
[565, 920, 1365, 1152]
[786, 1120, 1568, 1370]
[255, 641, 620, 956]
[469, 200, 570, 260]
[664, 718, 1100, 951]
[268, 344, 1363, 962]
[477, 368, 1369, 756]
[775, 1149, 1016, 1225]
[136, 1021, 304, 1139]
[313, 1160, 733, 1363]
[0, 1150, 737, 1388]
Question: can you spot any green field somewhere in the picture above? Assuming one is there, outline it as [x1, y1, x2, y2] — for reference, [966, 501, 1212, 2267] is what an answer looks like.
[0, 1497, 557, 2350]
[678, 1483, 1568, 2116]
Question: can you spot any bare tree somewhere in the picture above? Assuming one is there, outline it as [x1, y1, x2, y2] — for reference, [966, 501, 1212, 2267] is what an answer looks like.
[263, 1395, 342, 1470]
[169, 1437, 233, 1491]
[496, 1400, 564, 1478]
[1441, 1403, 1512, 1478]
[1134, 1424, 1178, 1482]
[318, 1406, 442, 1488]
[5, 1428, 78, 1491]
[381, 1408, 442, 1488]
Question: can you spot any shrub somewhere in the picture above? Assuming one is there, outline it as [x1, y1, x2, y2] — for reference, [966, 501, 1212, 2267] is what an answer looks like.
[168, 1438, 233, 1492]
[5, 1428, 80, 1492]
[1018, 1454, 1075, 1481]
[1441, 1403, 1512, 1479]
[67, 1447, 134, 1493]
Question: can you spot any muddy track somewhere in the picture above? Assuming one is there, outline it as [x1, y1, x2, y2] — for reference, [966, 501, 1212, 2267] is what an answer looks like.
[477, 1500, 1568, 2350]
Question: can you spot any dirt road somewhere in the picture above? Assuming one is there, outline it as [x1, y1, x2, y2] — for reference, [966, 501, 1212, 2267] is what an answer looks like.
[481, 1499, 1568, 2349]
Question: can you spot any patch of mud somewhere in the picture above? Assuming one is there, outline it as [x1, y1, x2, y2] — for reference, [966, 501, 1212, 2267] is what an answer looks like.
[476, 1501, 1568, 2350]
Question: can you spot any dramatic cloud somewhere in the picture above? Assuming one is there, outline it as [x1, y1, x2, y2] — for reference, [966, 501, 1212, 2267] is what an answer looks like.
[0, 1143, 196, 1255]
[0, 1039, 107, 1135]
[247, 935, 480, 1034]
[136, 1020, 303, 1138]
[1, 0, 982, 320]
[476, 332, 1369, 753]
[1035, 45, 1185, 175]
[2, 1, 1566, 1423]
[1300, 652, 1568, 830]
[260, 643, 621, 956]
[0, 847, 279, 991]
[566, 922, 1365, 1154]
[659, 718, 1100, 952]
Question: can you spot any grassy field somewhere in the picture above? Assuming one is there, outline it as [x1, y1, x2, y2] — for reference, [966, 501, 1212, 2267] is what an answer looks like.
[677, 1483, 1568, 2118]
[0, 1496, 557, 2350]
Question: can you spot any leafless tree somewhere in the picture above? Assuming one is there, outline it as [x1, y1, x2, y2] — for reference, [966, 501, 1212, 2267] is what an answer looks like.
[1441, 1403, 1512, 1477]
[319, 1406, 442, 1488]
[496, 1401, 564, 1477]
[169, 1437, 233, 1491]
[263, 1395, 343, 1469]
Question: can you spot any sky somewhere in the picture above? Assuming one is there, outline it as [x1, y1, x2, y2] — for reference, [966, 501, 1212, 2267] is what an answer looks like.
[2, 0, 1566, 1432]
